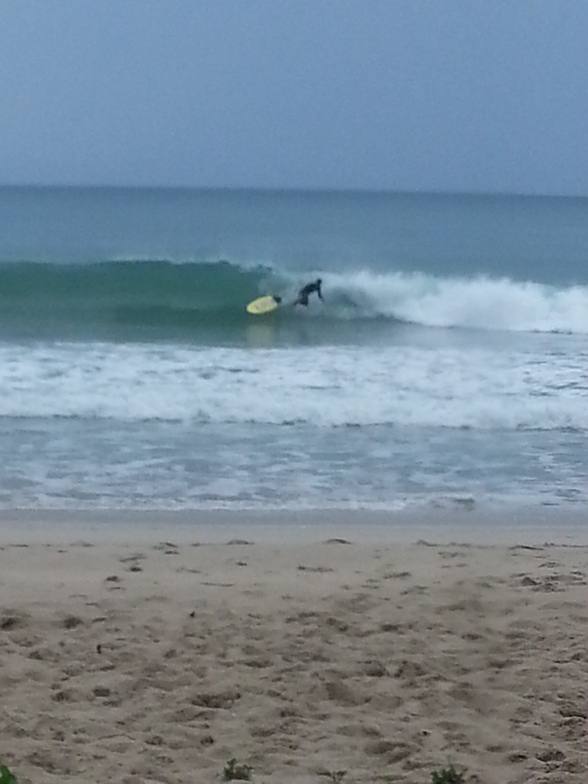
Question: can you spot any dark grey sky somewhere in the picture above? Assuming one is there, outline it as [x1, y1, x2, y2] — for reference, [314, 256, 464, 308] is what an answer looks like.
[1, 1, 586, 194]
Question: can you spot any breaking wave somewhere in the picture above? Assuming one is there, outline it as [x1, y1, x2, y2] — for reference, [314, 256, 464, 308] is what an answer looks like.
[1, 259, 587, 339]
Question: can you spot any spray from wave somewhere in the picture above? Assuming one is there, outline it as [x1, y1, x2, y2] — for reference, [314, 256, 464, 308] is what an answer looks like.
[319, 270, 588, 334]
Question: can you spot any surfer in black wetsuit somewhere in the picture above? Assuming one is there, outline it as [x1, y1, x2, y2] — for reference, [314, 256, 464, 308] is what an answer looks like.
[294, 278, 323, 307]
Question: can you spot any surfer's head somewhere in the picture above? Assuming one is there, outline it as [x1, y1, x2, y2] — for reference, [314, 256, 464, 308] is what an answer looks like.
[317, 278, 322, 285]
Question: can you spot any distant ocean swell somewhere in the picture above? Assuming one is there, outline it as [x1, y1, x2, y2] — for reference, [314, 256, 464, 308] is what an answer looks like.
[1, 260, 587, 338]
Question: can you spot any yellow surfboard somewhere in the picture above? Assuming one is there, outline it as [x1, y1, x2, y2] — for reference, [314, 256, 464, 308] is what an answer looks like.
[246, 295, 280, 315]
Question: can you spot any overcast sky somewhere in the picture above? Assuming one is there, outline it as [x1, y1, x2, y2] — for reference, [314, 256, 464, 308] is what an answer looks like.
[0, 1, 586, 195]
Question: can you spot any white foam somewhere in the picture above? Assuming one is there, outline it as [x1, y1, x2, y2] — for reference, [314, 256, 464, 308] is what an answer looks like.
[316, 270, 588, 334]
[0, 340, 586, 431]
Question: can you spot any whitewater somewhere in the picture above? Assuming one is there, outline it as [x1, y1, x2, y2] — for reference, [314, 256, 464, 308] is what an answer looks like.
[0, 187, 586, 514]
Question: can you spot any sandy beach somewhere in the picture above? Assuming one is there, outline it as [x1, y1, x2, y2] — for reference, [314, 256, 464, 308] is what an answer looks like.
[1, 515, 587, 784]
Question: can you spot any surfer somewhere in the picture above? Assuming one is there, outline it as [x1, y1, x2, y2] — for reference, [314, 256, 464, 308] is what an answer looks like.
[294, 278, 323, 307]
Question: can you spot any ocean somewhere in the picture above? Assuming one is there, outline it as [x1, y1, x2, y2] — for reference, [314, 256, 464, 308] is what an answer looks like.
[0, 187, 586, 517]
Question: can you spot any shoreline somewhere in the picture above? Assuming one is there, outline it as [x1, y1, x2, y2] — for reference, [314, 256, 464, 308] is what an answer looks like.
[1, 506, 587, 546]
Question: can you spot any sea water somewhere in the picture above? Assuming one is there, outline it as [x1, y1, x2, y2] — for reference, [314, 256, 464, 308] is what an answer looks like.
[0, 187, 586, 515]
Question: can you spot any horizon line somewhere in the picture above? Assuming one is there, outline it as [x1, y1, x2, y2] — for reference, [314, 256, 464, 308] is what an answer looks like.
[0, 182, 585, 200]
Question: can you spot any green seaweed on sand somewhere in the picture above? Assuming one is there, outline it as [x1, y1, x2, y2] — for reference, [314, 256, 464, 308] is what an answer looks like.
[318, 769, 347, 783]
[223, 757, 253, 781]
[0, 763, 18, 784]
[430, 763, 467, 783]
